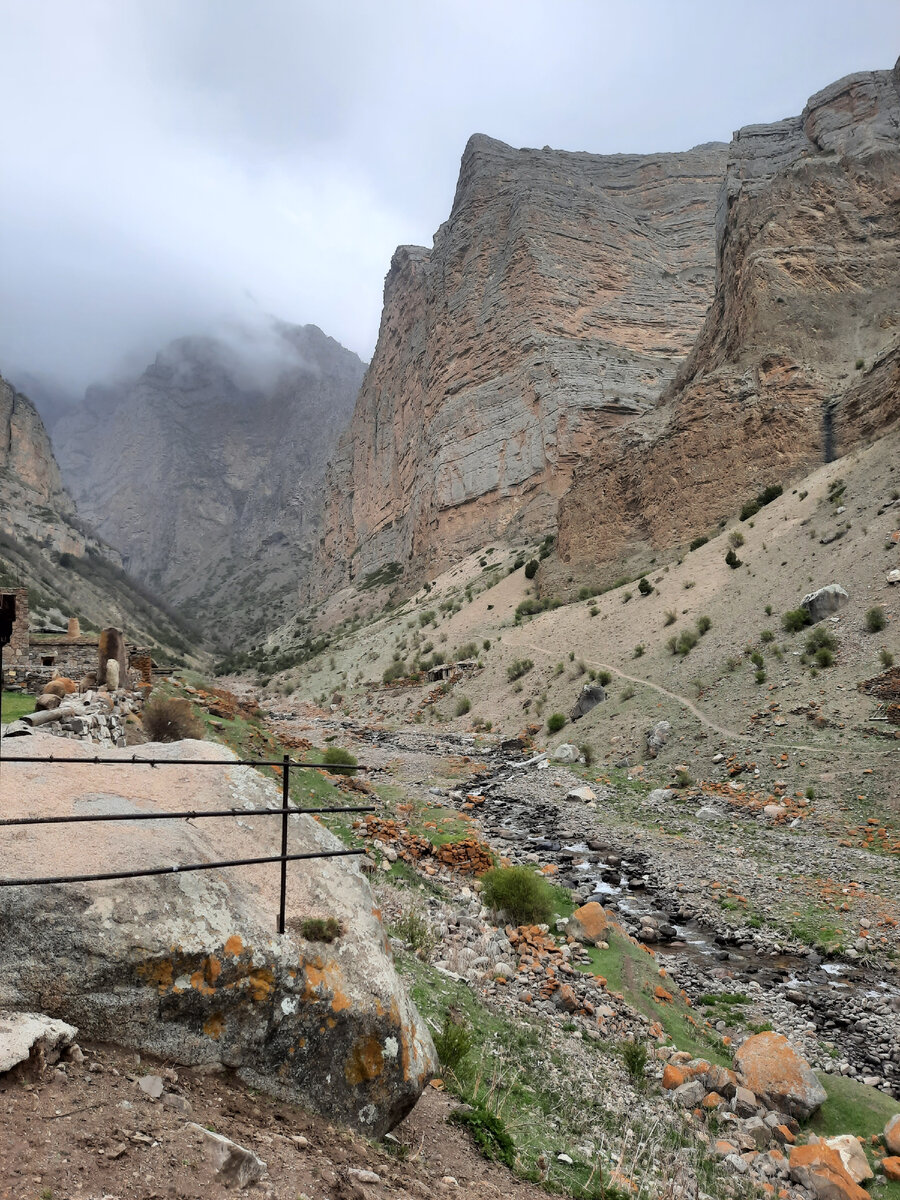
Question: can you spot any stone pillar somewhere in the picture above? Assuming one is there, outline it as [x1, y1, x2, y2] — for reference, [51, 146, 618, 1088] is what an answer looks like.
[67, 616, 80, 639]
[98, 628, 127, 688]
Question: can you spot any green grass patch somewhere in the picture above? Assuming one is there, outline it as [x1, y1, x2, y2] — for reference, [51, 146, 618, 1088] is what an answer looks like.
[1, 691, 35, 723]
[808, 1072, 900, 1140]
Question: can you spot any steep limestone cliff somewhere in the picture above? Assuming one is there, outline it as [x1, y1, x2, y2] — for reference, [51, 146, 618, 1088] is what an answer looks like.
[553, 64, 900, 587]
[0, 372, 196, 656]
[48, 323, 365, 642]
[314, 135, 728, 598]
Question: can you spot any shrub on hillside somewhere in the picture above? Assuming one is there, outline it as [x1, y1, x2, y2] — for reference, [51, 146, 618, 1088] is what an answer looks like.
[382, 661, 408, 684]
[865, 606, 887, 633]
[455, 697, 471, 716]
[546, 712, 566, 733]
[725, 548, 742, 569]
[507, 658, 534, 682]
[524, 559, 539, 579]
[322, 746, 357, 774]
[481, 865, 555, 924]
[696, 615, 712, 635]
[142, 695, 204, 743]
[689, 535, 708, 552]
[739, 500, 760, 522]
[782, 608, 812, 633]
[638, 577, 653, 596]
[433, 1011, 474, 1075]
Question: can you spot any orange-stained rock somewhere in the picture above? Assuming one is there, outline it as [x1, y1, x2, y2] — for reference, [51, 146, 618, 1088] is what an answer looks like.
[568, 902, 610, 945]
[703, 1091, 724, 1109]
[714, 1140, 738, 1158]
[789, 1143, 870, 1200]
[883, 1157, 900, 1182]
[734, 1032, 827, 1119]
[44, 676, 78, 697]
[822, 1136, 873, 1184]
[886, 1114, 900, 1155]
[662, 1065, 686, 1090]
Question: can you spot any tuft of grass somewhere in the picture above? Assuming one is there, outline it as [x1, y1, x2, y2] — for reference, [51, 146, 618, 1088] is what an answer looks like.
[507, 658, 533, 683]
[481, 866, 556, 924]
[295, 916, 343, 943]
[455, 697, 471, 716]
[546, 712, 566, 733]
[322, 746, 358, 774]
[621, 1040, 648, 1083]
[143, 694, 204, 742]
[696, 615, 712, 635]
[449, 1106, 515, 1168]
[433, 1010, 474, 1075]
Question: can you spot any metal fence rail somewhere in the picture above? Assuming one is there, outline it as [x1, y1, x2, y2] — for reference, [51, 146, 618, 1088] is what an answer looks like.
[0, 752, 373, 933]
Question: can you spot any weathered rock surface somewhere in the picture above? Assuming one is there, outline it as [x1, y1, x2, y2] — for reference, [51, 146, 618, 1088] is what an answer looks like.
[734, 1032, 827, 1119]
[554, 62, 900, 589]
[802, 584, 850, 624]
[886, 1113, 900, 1154]
[46, 323, 365, 640]
[821, 1136, 873, 1184]
[789, 1142, 869, 1200]
[0, 736, 435, 1135]
[0, 1011, 77, 1075]
[314, 135, 727, 598]
[190, 1124, 268, 1187]
[570, 682, 606, 721]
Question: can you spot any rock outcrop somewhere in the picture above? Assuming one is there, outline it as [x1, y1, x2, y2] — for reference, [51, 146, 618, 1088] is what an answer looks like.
[0, 736, 435, 1135]
[733, 1031, 827, 1120]
[314, 135, 727, 598]
[0, 372, 194, 656]
[553, 63, 900, 588]
[46, 322, 365, 641]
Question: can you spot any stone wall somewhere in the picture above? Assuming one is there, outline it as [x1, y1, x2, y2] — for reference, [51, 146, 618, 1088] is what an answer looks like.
[0, 589, 30, 677]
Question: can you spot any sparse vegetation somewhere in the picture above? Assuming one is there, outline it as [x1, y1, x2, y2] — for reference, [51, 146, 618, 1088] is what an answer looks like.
[524, 558, 539, 580]
[142, 695, 204, 742]
[729, 530, 745, 549]
[664, 609, 676, 626]
[621, 1039, 648, 1083]
[507, 658, 534, 682]
[296, 916, 343, 942]
[696, 615, 712, 635]
[881, 649, 895, 668]
[455, 697, 471, 716]
[481, 865, 555, 924]
[688, 535, 708, 551]
[782, 608, 812, 633]
[638, 577, 653, 596]
[633, 644, 644, 658]
[725, 548, 742, 569]
[546, 712, 566, 733]
[865, 606, 887, 633]
[433, 1010, 474, 1075]
[322, 746, 357, 774]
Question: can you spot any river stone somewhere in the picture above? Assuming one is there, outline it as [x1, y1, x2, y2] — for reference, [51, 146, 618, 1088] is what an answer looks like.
[553, 743, 580, 763]
[734, 1032, 827, 1119]
[801, 584, 849, 624]
[0, 736, 436, 1136]
[570, 683, 606, 721]
[0, 1011, 78, 1075]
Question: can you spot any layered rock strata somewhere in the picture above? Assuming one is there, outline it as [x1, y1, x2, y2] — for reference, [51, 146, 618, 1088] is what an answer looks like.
[553, 64, 900, 587]
[314, 135, 728, 597]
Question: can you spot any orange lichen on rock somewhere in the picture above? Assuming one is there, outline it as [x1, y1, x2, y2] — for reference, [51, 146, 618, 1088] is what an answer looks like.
[203, 1013, 225, 1040]
[345, 1035, 385, 1085]
[224, 935, 244, 958]
[789, 1143, 869, 1200]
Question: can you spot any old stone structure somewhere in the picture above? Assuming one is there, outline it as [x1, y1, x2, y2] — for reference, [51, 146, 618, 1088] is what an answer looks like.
[0, 588, 29, 670]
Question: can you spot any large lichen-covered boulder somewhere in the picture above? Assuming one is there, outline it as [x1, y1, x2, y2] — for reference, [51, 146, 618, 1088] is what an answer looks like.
[733, 1031, 827, 1119]
[0, 736, 435, 1135]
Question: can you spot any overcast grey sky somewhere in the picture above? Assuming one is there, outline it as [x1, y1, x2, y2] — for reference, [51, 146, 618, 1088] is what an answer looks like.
[2, 1, 898, 391]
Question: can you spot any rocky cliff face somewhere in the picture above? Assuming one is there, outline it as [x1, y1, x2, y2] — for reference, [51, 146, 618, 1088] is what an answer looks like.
[552, 64, 900, 587]
[0, 372, 195, 656]
[49, 323, 365, 641]
[314, 135, 728, 598]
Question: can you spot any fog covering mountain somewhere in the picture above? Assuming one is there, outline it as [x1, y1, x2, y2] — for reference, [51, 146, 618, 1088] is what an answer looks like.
[40, 320, 366, 645]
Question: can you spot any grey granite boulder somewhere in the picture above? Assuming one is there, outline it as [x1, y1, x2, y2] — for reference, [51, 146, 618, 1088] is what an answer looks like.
[801, 584, 849, 623]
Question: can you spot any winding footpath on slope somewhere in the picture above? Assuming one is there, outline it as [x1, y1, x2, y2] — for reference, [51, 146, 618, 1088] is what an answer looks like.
[522, 642, 896, 759]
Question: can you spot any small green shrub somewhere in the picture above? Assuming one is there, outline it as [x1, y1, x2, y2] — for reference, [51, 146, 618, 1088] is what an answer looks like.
[507, 658, 533, 682]
[597, 670, 612, 686]
[689, 535, 708, 551]
[881, 649, 895, 668]
[455, 697, 471, 716]
[865, 606, 887, 633]
[729, 530, 745, 549]
[622, 591, 633, 603]
[391, 905, 439, 957]
[433, 1011, 474, 1075]
[546, 712, 566, 733]
[524, 558, 539, 580]
[815, 647, 834, 668]
[322, 746, 358, 774]
[806, 626, 837, 655]
[750, 649, 764, 667]
[481, 866, 555, 924]
[760, 629, 774, 643]
[782, 608, 811, 633]
[740, 500, 760, 522]
[758, 483, 783, 506]
[664, 610, 676, 626]
[579, 743, 594, 767]
[855, 358, 865, 369]
[755, 669, 767, 684]
[621, 1040, 648, 1082]
[638, 577, 653, 596]
[383, 661, 408, 684]
[674, 629, 698, 656]
[725, 548, 742, 569]
[449, 1106, 514, 1167]
[633, 644, 645, 658]
[674, 768, 692, 789]
[696, 615, 712, 635]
